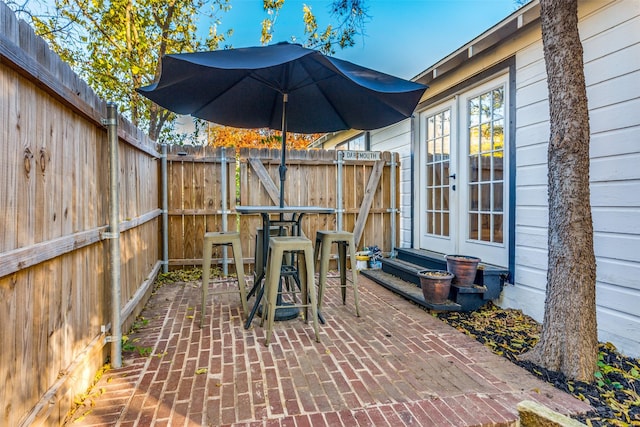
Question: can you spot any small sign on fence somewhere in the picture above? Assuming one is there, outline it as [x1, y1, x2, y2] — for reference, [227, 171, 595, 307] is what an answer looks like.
[342, 150, 381, 161]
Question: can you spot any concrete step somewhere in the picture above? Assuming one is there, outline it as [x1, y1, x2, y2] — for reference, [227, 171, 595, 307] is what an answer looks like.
[396, 248, 448, 270]
[380, 257, 424, 286]
[361, 268, 462, 312]
[395, 248, 510, 300]
[368, 248, 510, 312]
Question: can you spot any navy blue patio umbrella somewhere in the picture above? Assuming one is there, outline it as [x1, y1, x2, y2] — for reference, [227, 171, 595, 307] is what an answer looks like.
[137, 42, 427, 207]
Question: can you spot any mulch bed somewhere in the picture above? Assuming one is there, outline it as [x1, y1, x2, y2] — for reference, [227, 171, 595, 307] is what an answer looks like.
[434, 303, 640, 426]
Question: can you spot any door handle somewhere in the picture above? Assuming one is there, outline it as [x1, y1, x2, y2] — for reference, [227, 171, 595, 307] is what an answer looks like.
[449, 173, 456, 179]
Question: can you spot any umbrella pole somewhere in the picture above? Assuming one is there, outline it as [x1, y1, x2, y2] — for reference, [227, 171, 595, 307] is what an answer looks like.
[279, 93, 288, 211]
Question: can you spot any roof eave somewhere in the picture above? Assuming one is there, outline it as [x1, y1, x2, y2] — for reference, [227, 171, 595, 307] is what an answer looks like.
[412, 0, 541, 85]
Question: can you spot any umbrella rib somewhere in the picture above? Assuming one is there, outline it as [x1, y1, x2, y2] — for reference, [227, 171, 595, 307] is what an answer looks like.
[250, 58, 337, 95]
[191, 72, 254, 119]
[296, 59, 350, 130]
[189, 71, 303, 123]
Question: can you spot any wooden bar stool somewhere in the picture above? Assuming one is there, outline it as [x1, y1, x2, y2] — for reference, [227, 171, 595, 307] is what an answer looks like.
[261, 236, 319, 346]
[314, 230, 360, 317]
[201, 231, 248, 327]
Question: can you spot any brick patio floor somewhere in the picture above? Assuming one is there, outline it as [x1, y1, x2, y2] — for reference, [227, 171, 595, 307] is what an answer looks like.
[64, 273, 591, 426]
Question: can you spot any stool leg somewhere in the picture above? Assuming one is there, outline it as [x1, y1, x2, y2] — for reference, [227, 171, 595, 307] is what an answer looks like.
[264, 245, 284, 346]
[313, 236, 321, 308]
[313, 236, 321, 272]
[260, 243, 272, 328]
[317, 238, 331, 311]
[255, 229, 264, 280]
[230, 240, 249, 319]
[298, 250, 308, 323]
[347, 239, 360, 317]
[338, 242, 347, 305]
[201, 239, 213, 328]
[303, 245, 320, 343]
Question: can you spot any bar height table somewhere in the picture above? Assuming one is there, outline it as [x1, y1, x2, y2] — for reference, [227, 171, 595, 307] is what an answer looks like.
[236, 206, 335, 330]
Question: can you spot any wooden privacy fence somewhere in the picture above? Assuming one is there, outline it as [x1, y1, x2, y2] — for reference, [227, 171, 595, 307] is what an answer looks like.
[166, 146, 400, 270]
[0, 5, 161, 426]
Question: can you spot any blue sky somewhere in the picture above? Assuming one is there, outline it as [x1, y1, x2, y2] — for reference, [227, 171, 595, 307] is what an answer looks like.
[213, 0, 522, 79]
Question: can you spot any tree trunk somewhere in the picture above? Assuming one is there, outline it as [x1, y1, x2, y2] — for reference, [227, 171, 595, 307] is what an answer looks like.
[519, 0, 597, 381]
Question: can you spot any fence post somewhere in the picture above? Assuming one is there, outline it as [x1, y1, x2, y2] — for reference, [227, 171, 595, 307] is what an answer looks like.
[103, 102, 122, 368]
[390, 153, 397, 258]
[220, 148, 229, 275]
[336, 150, 344, 231]
[161, 144, 169, 273]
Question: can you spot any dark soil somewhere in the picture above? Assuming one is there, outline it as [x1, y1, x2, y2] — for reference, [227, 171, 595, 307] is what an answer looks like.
[435, 303, 640, 426]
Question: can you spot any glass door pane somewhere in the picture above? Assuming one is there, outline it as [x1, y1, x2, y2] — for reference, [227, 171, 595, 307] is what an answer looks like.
[425, 109, 451, 239]
[466, 86, 504, 245]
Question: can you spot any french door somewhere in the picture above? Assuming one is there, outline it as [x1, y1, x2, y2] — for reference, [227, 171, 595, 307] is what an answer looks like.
[419, 76, 509, 267]
[419, 101, 457, 256]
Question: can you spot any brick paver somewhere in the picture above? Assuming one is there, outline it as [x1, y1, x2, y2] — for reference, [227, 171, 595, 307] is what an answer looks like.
[64, 274, 591, 426]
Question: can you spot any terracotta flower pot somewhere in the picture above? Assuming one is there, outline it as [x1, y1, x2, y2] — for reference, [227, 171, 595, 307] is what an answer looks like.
[418, 270, 454, 304]
[445, 255, 481, 287]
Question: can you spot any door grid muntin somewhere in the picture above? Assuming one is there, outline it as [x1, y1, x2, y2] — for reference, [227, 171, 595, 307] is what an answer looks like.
[424, 109, 452, 238]
[467, 86, 505, 244]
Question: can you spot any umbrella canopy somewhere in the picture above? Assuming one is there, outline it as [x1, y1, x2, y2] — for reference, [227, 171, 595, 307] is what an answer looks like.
[137, 42, 428, 206]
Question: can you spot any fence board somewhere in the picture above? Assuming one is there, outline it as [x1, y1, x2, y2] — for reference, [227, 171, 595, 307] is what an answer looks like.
[17, 269, 34, 422]
[183, 154, 196, 260]
[0, 274, 16, 426]
[19, 83, 36, 249]
[193, 151, 206, 254]
[168, 156, 184, 262]
[202, 149, 217, 234]
[2, 68, 19, 252]
[166, 146, 238, 267]
[33, 263, 48, 391]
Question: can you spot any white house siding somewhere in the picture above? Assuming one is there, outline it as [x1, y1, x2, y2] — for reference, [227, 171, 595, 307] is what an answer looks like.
[368, 120, 414, 248]
[499, 0, 640, 357]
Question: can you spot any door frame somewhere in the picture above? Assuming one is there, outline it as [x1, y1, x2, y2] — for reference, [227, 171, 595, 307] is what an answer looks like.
[414, 68, 514, 270]
[457, 75, 510, 266]
[417, 99, 458, 255]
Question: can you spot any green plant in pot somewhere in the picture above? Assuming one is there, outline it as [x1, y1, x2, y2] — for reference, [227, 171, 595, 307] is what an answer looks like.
[418, 270, 454, 304]
[445, 254, 481, 287]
